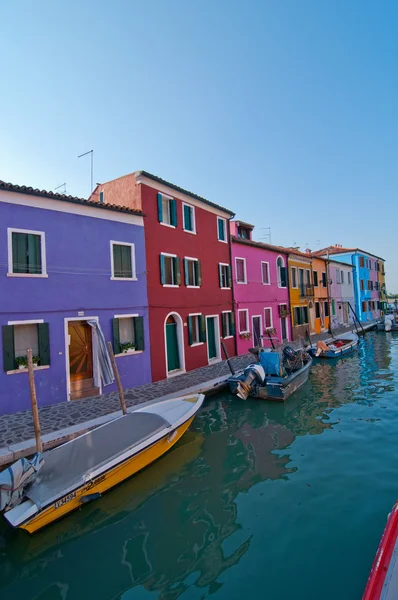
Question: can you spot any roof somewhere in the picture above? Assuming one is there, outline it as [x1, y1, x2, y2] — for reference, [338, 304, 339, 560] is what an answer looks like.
[231, 236, 290, 255]
[234, 220, 255, 229]
[328, 258, 354, 268]
[314, 245, 385, 262]
[0, 180, 145, 216]
[135, 170, 235, 216]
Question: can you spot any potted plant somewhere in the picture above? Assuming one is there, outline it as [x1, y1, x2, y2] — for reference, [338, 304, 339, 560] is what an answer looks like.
[32, 356, 40, 367]
[120, 342, 136, 353]
[15, 355, 28, 370]
[239, 332, 252, 340]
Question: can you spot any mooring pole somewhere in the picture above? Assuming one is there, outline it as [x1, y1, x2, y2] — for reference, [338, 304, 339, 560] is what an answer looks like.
[348, 302, 364, 335]
[107, 341, 127, 415]
[221, 341, 235, 375]
[27, 348, 43, 453]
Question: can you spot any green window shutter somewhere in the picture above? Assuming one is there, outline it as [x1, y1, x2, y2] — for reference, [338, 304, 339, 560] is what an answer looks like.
[37, 322, 50, 366]
[188, 316, 193, 345]
[170, 199, 177, 226]
[199, 315, 207, 342]
[218, 218, 225, 240]
[280, 267, 287, 287]
[112, 318, 121, 354]
[134, 317, 145, 351]
[218, 264, 223, 287]
[195, 260, 202, 287]
[113, 245, 122, 277]
[12, 232, 27, 274]
[227, 265, 232, 288]
[28, 234, 42, 274]
[2, 325, 15, 371]
[221, 313, 227, 337]
[160, 254, 166, 284]
[157, 193, 163, 222]
[174, 257, 181, 285]
[184, 205, 192, 230]
[184, 258, 189, 286]
[120, 245, 132, 278]
[229, 312, 236, 335]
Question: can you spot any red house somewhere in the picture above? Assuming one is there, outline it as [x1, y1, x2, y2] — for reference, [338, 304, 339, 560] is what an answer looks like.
[91, 171, 236, 381]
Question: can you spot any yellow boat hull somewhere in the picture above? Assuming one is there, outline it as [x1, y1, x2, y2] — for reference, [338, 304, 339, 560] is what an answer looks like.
[20, 416, 195, 534]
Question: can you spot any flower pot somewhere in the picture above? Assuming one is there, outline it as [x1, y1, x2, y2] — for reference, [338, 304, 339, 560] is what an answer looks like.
[33, 363, 38, 368]
[18, 365, 26, 370]
[123, 349, 135, 354]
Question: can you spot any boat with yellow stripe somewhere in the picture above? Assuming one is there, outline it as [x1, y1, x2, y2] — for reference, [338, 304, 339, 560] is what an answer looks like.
[1, 394, 204, 534]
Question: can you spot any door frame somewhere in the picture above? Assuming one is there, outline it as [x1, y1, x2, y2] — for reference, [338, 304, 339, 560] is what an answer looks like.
[251, 314, 263, 347]
[279, 304, 289, 342]
[206, 315, 221, 363]
[64, 316, 101, 402]
[164, 312, 186, 377]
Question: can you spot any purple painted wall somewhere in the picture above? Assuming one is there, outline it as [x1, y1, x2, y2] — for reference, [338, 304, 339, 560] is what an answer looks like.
[231, 238, 291, 354]
[0, 196, 151, 415]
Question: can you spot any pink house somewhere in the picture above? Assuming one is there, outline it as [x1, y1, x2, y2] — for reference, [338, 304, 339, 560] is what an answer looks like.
[230, 221, 291, 354]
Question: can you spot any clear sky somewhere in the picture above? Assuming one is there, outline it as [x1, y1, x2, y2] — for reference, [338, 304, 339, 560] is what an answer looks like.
[1, 1, 397, 287]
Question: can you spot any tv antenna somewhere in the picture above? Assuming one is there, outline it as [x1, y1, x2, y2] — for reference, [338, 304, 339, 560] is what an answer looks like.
[54, 183, 66, 194]
[78, 149, 94, 193]
[260, 227, 272, 244]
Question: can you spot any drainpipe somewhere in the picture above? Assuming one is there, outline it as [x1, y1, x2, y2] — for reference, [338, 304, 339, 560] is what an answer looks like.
[228, 217, 237, 358]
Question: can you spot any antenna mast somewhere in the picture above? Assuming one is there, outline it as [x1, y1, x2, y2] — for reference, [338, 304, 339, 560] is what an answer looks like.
[78, 149, 94, 193]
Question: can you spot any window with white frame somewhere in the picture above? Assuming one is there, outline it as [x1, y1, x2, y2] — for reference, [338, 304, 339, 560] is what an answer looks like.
[221, 311, 235, 338]
[291, 267, 297, 288]
[2, 321, 50, 371]
[277, 256, 287, 287]
[111, 242, 136, 279]
[184, 258, 201, 287]
[183, 203, 196, 233]
[157, 193, 177, 227]
[188, 314, 202, 345]
[219, 264, 231, 288]
[113, 315, 145, 354]
[217, 217, 227, 242]
[238, 309, 249, 333]
[336, 269, 341, 284]
[264, 308, 273, 329]
[160, 254, 181, 286]
[261, 262, 270, 285]
[235, 258, 247, 283]
[8, 228, 46, 276]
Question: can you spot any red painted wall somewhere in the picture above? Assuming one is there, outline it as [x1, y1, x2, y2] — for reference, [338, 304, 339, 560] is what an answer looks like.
[141, 183, 235, 381]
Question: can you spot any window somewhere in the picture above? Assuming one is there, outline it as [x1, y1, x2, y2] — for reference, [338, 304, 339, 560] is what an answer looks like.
[261, 262, 270, 285]
[322, 272, 327, 287]
[188, 314, 206, 345]
[264, 308, 273, 329]
[112, 315, 145, 354]
[293, 306, 309, 326]
[184, 258, 201, 287]
[315, 302, 321, 319]
[157, 193, 177, 227]
[219, 264, 231, 288]
[362, 301, 367, 312]
[348, 271, 351, 284]
[235, 258, 247, 283]
[336, 270, 341, 284]
[2, 322, 50, 372]
[324, 301, 329, 317]
[359, 257, 365, 267]
[368, 280, 373, 291]
[221, 312, 235, 338]
[306, 270, 311, 286]
[99, 191, 104, 203]
[313, 270, 318, 287]
[238, 309, 249, 333]
[291, 267, 297, 288]
[111, 242, 136, 279]
[160, 254, 181, 286]
[341, 270, 344, 283]
[183, 203, 196, 233]
[8, 228, 46, 276]
[360, 279, 364, 291]
[237, 226, 250, 239]
[217, 217, 227, 242]
[277, 257, 287, 287]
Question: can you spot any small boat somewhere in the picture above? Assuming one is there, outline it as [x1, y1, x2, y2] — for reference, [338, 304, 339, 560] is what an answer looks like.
[377, 316, 398, 332]
[363, 502, 398, 600]
[228, 346, 312, 401]
[308, 332, 359, 358]
[0, 394, 204, 534]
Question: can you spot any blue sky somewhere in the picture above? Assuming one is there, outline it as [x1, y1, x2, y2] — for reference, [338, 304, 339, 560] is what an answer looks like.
[1, 1, 397, 287]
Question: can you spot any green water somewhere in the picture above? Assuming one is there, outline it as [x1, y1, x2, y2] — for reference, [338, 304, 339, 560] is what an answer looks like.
[1, 331, 398, 600]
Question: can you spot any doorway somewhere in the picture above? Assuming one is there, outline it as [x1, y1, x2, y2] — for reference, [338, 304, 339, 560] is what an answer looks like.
[166, 315, 180, 372]
[206, 316, 220, 362]
[281, 317, 288, 342]
[252, 315, 262, 347]
[68, 320, 99, 400]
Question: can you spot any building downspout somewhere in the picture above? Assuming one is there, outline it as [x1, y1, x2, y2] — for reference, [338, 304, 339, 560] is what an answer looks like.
[228, 217, 237, 358]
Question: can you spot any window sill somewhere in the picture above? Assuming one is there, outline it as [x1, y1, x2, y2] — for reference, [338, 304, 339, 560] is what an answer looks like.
[190, 342, 204, 347]
[183, 229, 197, 235]
[110, 277, 137, 281]
[7, 365, 50, 375]
[236, 281, 247, 285]
[217, 239, 228, 244]
[162, 284, 179, 288]
[7, 273, 48, 278]
[223, 336, 234, 340]
[239, 330, 250, 335]
[220, 287, 231, 290]
[262, 282, 271, 286]
[115, 351, 143, 357]
[160, 222, 176, 229]
[186, 285, 201, 289]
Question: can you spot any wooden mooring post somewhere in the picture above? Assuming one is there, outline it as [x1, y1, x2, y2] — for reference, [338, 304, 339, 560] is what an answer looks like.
[27, 348, 43, 453]
[107, 341, 127, 415]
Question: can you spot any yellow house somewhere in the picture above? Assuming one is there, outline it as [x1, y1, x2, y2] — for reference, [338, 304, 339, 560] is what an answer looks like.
[287, 250, 315, 341]
[378, 259, 387, 313]
[311, 256, 330, 334]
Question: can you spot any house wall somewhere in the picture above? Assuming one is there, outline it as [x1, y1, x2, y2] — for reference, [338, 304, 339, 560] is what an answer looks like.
[328, 262, 355, 327]
[231, 241, 290, 353]
[0, 193, 151, 415]
[312, 257, 329, 334]
[288, 255, 314, 340]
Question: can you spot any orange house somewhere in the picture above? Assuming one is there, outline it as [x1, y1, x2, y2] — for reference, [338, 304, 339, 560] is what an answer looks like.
[311, 256, 330, 334]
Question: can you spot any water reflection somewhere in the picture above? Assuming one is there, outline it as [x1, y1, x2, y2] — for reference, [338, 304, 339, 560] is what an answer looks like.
[0, 332, 397, 600]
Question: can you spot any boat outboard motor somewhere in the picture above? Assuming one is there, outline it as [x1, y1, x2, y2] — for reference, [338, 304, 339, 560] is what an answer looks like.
[0, 453, 43, 512]
[234, 364, 265, 400]
[385, 316, 393, 332]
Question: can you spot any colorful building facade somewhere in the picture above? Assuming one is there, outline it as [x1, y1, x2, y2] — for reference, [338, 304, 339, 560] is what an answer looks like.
[288, 251, 314, 341]
[92, 171, 236, 381]
[0, 182, 151, 415]
[311, 256, 330, 334]
[328, 260, 355, 328]
[230, 222, 291, 353]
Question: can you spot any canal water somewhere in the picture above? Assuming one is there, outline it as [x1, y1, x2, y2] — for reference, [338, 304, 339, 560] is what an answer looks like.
[1, 331, 398, 600]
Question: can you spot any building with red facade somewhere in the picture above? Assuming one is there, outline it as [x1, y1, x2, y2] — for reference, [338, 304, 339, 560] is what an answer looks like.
[91, 171, 236, 381]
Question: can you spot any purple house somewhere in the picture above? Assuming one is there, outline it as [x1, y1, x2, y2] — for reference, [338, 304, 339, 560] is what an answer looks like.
[0, 181, 151, 415]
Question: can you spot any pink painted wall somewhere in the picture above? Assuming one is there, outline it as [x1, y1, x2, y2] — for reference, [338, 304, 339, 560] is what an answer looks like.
[231, 240, 291, 354]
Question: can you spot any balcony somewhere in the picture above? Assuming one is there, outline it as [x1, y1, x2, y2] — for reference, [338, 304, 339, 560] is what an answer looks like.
[299, 283, 314, 298]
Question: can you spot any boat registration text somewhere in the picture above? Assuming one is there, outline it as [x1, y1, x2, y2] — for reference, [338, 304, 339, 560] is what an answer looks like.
[54, 492, 77, 509]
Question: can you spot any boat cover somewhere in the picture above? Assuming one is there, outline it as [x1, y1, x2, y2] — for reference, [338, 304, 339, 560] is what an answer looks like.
[26, 411, 169, 509]
[0, 453, 43, 511]
[259, 351, 282, 376]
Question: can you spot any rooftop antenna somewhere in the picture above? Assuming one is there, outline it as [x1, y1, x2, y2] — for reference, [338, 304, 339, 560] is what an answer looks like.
[78, 149, 94, 193]
[260, 227, 272, 244]
[316, 239, 321, 249]
[54, 183, 66, 194]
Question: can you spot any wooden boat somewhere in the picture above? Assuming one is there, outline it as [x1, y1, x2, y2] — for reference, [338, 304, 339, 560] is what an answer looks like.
[1, 394, 204, 534]
[363, 502, 398, 599]
[377, 317, 398, 332]
[228, 347, 312, 402]
[308, 332, 359, 358]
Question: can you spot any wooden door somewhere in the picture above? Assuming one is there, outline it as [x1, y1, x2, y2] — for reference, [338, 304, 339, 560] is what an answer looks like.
[166, 316, 180, 372]
[69, 321, 93, 382]
[207, 317, 217, 359]
[252, 316, 262, 347]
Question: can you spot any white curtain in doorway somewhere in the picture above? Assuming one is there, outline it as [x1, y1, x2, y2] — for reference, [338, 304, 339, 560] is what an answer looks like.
[87, 320, 114, 386]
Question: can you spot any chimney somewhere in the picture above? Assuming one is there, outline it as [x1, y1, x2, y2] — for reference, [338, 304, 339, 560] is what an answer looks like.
[305, 248, 312, 254]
